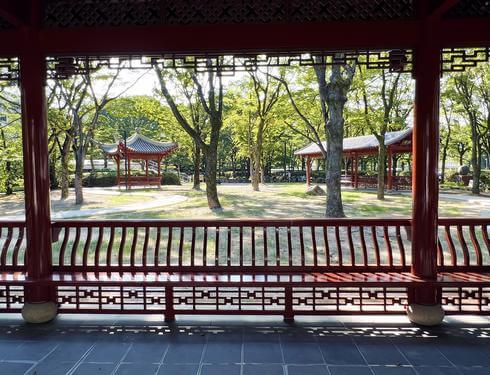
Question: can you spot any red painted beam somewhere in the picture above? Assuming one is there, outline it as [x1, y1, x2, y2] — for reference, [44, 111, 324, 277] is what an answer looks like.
[0, 17, 488, 56]
[37, 20, 420, 55]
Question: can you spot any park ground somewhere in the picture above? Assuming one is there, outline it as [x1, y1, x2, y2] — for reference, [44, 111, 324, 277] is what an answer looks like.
[0, 183, 487, 220]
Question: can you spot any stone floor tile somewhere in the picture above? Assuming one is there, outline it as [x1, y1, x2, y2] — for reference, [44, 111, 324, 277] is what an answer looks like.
[83, 342, 130, 363]
[281, 342, 324, 364]
[286, 365, 329, 375]
[243, 341, 283, 363]
[163, 343, 205, 364]
[371, 366, 416, 375]
[72, 362, 116, 375]
[242, 364, 285, 375]
[27, 361, 77, 375]
[123, 342, 167, 363]
[200, 363, 241, 375]
[157, 364, 199, 375]
[0, 362, 33, 375]
[328, 366, 373, 375]
[203, 341, 242, 363]
[115, 363, 159, 375]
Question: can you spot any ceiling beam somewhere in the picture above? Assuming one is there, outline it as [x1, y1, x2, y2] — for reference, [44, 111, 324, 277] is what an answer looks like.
[429, 0, 461, 20]
[37, 21, 420, 56]
[0, 17, 488, 57]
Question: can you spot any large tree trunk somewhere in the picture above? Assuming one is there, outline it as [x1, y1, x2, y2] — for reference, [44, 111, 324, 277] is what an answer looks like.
[203, 146, 221, 210]
[74, 148, 84, 205]
[250, 149, 260, 191]
[60, 137, 71, 199]
[193, 143, 201, 190]
[376, 141, 386, 199]
[324, 65, 349, 218]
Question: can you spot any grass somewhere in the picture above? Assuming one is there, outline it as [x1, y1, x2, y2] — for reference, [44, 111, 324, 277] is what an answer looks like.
[82, 182, 473, 220]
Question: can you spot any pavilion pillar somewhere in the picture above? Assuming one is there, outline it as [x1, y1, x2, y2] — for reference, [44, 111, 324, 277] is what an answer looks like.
[116, 156, 121, 186]
[350, 156, 354, 187]
[305, 156, 312, 187]
[145, 159, 149, 185]
[408, 33, 444, 326]
[127, 155, 131, 190]
[20, 40, 57, 323]
[387, 148, 393, 190]
[354, 154, 359, 189]
[158, 157, 162, 187]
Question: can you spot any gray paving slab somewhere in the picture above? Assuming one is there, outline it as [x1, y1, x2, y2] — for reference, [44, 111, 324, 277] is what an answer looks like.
[0, 315, 486, 375]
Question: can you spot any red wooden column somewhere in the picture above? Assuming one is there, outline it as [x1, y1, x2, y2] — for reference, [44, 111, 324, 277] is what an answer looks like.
[354, 154, 359, 189]
[145, 159, 149, 185]
[408, 28, 444, 325]
[20, 38, 57, 322]
[157, 156, 162, 187]
[127, 155, 131, 189]
[305, 156, 312, 186]
[115, 156, 121, 186]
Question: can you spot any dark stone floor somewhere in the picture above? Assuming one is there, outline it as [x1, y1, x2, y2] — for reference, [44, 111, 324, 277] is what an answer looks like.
[0, 314, 488, 375]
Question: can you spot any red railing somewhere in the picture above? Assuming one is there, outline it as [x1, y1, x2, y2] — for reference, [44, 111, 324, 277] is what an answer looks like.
[50, 218, 412, 273]
[0, 217, 489, 315]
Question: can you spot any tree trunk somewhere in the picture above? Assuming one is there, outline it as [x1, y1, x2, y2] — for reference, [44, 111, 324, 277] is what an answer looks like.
[203, 147, 221, 210]
[324, 65, 350, 218]
[377, 141, 386, 199]
[193, 143, 201, 190]
[74, 149, 84, 205]
[471, 143, 481, 195]
[60, 137, 71, 199]
[250, 149, 260, 191]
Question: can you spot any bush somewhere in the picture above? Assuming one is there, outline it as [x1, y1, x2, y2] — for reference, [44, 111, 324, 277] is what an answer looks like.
[82, 170, 117, 187]
[161, 171, 181, 185]
[444, 170, 463, 184]
[480, 170, 490, 192]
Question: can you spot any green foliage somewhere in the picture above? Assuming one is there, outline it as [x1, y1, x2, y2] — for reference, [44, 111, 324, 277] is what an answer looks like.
[479, 170, 490, 191]
[161, 171, 181, 185]
[82, 170, 117, 187]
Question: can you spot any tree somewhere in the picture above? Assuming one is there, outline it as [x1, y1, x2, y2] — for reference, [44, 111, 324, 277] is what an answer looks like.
[0, 84, 22, 195]
[272, 56, 356, 217]
[247, 69, 282, 191]
[356, 67, 412, 199]
[155, 64, 224, 210]
[452, 65, 490, 194]
[50, 67, 147, 204]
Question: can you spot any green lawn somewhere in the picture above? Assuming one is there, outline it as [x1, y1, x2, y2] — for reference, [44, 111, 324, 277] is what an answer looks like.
[86, 183, 468, 220]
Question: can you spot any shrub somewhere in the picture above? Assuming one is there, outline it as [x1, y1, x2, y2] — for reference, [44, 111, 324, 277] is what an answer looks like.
[480, 170, 490, 192]
[444, 170, 463, 184]
[82, 170, 117, 187]
[161, 171, 181, 185]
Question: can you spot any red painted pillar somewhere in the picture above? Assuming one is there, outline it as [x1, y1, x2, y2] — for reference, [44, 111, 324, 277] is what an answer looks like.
[158, 157, 162, 187]
[20, 45, 54, 305]
[145, 159, 149, 185]
[411, 40, 440, 303]
[354, 154, 359, 189]
[116, 156, 120, 186]
[305, 156, 312, 187]
[127, 155, 131, 190]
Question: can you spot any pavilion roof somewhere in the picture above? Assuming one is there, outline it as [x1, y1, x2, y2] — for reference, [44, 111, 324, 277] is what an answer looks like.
[294, 127, 412, 157]
[99, 133, 178, 157]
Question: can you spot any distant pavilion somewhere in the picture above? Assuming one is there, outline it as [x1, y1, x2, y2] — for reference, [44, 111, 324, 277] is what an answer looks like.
[99, 132, 178, 188]
[294, 128, 412, 190]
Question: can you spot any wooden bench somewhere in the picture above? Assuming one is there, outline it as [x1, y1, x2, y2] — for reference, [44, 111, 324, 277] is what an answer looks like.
[0, 218, 489, 319]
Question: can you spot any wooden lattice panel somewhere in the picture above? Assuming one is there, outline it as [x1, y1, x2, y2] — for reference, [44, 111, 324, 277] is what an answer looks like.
[173, 286, 285, 312]
[44, 0, 414, 28]
[292, 287, 408, 313]
[444, 0, 490, 18]
[442, 48, 490, 73]
[0, 285, 24, 312]
[442, 287, 490, 314]
[57, 285, 167, 313]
